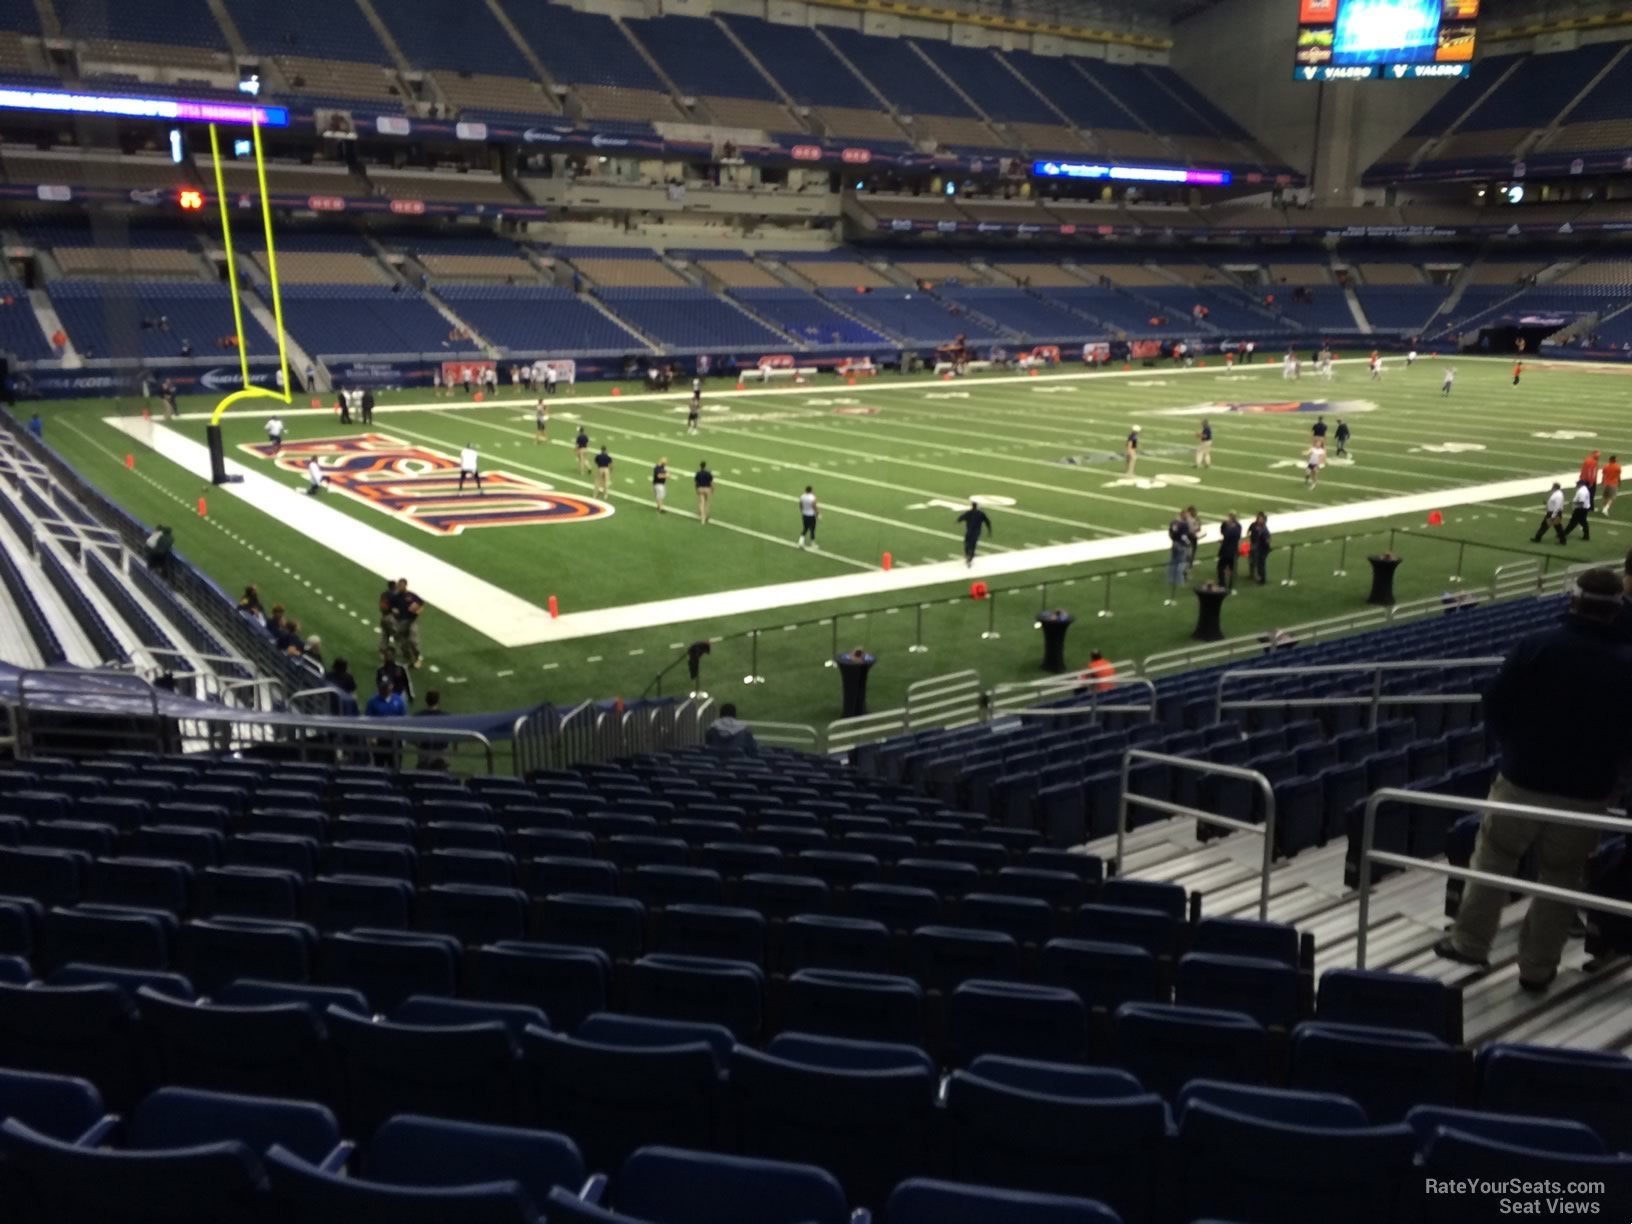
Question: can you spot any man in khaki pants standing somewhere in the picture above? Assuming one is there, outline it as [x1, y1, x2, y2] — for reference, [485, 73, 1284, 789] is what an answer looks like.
[1436, 568, 1632, 991]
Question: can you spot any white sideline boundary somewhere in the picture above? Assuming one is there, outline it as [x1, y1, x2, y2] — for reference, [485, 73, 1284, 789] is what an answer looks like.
[110, 405, 1576, 647]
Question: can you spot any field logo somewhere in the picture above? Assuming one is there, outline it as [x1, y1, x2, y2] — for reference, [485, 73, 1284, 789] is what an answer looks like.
[241, 433, 613, 536]
[1104, 474, 1202, 490]
[1409, 442, 1485, 454]
[1533, 430, 1595, 440]
[907, 494, 1018, 511]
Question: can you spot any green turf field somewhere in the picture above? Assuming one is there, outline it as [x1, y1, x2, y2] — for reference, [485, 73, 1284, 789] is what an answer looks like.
[28, 354, 1632, 728]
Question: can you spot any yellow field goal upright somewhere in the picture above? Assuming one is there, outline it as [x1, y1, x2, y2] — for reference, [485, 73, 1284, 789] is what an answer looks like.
[205, 116, 292, 480]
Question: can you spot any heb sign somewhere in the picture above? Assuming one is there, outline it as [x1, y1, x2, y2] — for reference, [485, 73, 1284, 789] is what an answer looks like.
[790, 145, 822, 161]
[841, 148, 872, 165]
[307, 195, 347, 212]
[389, 198, 426, 215]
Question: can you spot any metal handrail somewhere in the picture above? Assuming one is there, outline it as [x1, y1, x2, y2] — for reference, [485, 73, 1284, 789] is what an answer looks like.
[1214, 657, 1503, 727]
[1355, 787, 1632, 969]
[1117, 748, 1277, 920]
[1008, 676, 1160, 725]
[741, 720, 822, 751]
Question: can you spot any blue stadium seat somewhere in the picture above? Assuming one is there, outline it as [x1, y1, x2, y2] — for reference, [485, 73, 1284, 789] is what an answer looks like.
[613, 1145, 852, 1224]
[128, 1085, 345, 1166]
[317, 930, 459, 1011]
[1099, 878, 1186, 920]
[42, 905, 171, 972]
[909, 926, 1020, 993]
[1318, 966, 1462, 1044]
[781, 913, 891, 974]
[0, 1117, 269, 1224]
[627, 865, 727, 910]
[323, 839, 416, 882]
[885, 1178, 1124, 1224]
[138, 986, 348, 1113]
[943, 1055, 1169, 1222]
[424, 849, 516, 889]
[534, 894, 646, 960]
[844, 882, 943, 931]
[1416, 1128, 1632, 1223]
[1072, 904, 1179, 959]
[736, 873, 831, 920]
[326, 1004, 521, 1133]
[1174, 1098, 1415, 1223]
[947, 979, 1089, 1065]
[728, 1040, 937, 1205]
[46, 961, 192, 998]
[308, 875, 414, 932]
[523, 855, 620, 897]
[264, 1142, 539, 1224]
[627, 953, 764, 1040]
[415, 884, 528, 946]
[470, 941, 610, 1030]
[1114, 1003, 1269, 1103]
[895, 857, 982, 898]
[1175, 952, 1300, 1028]
[196, 866, 303, 921]
[0, 846, 89, 907]
[1192, 916, 1301, 966]
[1405, 1105, 1606, 1155]
[1292, 1021, 1464, 1123]
[0, 981, 153, 1110]
[521, 1025, 725, 1173]
[649, 904, 767, 965]
[0, 1066, 110, 1143]
[1477, 1043, 1632, 1152]
[225, 833, 319, 879]
[1041, 938, 1165, 1011]
[783, 968, 924, 1046]
[959, 892, 1057, 946]
[362, 1113, 587, 1213]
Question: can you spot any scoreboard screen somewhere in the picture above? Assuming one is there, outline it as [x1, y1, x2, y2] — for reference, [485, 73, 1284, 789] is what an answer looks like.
[1296, 0, 1477, 80]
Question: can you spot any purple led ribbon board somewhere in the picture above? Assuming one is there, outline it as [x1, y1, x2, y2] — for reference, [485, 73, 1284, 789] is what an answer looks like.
[0, 85, 289, 127]
[1031, 160, 1231, 186]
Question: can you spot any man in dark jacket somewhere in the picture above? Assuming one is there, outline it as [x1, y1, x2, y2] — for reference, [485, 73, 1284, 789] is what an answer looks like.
[705, 703, 759, 755]
[1436, 568, 1632, 990]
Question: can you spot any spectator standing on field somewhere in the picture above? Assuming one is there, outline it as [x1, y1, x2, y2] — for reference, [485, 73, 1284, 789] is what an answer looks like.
[1248, 512, 1271, 585]
[1217, 513, 1242, 591]
[1562, 481, 1593, 542]
[1166, 510, 1192, 590]
[694, 461, 714, 524]
[389, 579, 424, 668]
[1436, 569, 1632, 991]
[1533, 483, 1567, 544]
[797, 485, 820, 550]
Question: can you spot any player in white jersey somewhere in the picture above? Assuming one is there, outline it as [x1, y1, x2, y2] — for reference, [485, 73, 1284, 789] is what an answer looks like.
[1304, 444, 1325, 488]
[797, 486, 820, 550]
[1282, 351, 1299, 381]
[1442, 367, 1456, 395]
[1318, 348, 1334, 380]
[1406, 349, 1418, 366]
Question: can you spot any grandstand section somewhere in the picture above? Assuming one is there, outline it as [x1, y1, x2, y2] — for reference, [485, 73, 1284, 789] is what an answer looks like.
[9, 10, 1632, 1220]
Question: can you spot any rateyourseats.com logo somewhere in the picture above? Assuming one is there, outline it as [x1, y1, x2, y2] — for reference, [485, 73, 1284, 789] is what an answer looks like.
[1422, 1177, 1607, 1215]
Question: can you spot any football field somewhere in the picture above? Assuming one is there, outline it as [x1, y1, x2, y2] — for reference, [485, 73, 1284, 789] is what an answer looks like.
[32, 354, 1632, 728]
